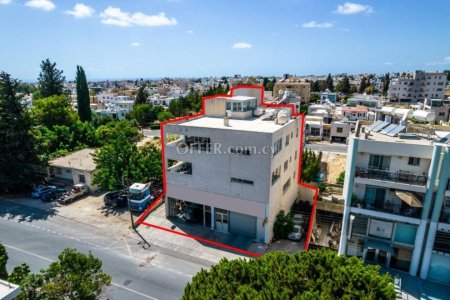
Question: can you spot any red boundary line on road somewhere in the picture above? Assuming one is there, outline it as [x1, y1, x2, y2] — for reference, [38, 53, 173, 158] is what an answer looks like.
[135, 85, 318, 257]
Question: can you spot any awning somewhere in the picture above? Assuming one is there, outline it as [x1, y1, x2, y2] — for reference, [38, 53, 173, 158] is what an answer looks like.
[394, 191, 423, 208]
[364, 240, 394, 255]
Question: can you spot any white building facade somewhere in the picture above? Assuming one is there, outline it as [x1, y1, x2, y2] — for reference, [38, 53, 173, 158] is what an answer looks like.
[339, 129, 450, 284]
[163, 88, 301, 243]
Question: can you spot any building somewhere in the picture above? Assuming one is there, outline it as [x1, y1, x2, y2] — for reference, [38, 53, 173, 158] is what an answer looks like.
[334, 106, 369, 122]
[0, 279, 20, 300]
[273, 81, 311, 103]
[339, 123, 450, 284]
[320, 91, 338, 104]
[162, 87, 302, 243]
[347, 94, 381, 108]
[330, 121, 355, 142]
[94, 93, 134, 120]
[388, 71, 447, 103]
[48, 149, 98, 191]
[305, 116, 323, 141]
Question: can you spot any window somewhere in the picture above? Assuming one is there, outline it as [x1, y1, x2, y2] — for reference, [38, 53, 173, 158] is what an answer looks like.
[408, 157, 420, 166]
[293, 171, 296, 180]
[368, 155, 391, 170]
[231, 177, 254, 185]
[285, 135, 290, 146]
[364, 186, 386, 209]
[311, 127, 321, 136]
[439, 112, 445, 116]
[295, 150, 297, 160]
[291, 132, 293, 138]
[284, 160, 289, 171]
[296, 127, 299, 137]
[272, 166, 281, 185]
[78, 174, 86, 183]
[230, 146, 251, 155]
[66, 169, 72, 173]
[283, 179, 291, 194]
[55, 168, 62, 175]
[336, 127, 343, 133]
[185, 136, 211, 151]
[273, 138, 282, 156]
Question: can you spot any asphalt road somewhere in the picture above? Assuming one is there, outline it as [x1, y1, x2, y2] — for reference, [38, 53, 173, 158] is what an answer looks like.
[304, 142, 348, 154]
[0, 201, 209, 300]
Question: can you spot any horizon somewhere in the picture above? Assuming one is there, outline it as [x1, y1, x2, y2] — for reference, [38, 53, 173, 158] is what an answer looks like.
[1, 0, 450, 80]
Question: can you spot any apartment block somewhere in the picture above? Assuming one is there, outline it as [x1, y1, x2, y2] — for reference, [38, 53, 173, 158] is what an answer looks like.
[273, 81, 311, 103]
[339, 125, 450, 284]
[388, 71, 447, 103]
[162, 87, 301, 243]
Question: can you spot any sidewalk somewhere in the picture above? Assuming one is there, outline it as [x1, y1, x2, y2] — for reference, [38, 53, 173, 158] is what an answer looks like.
[137, 204, 267, 264]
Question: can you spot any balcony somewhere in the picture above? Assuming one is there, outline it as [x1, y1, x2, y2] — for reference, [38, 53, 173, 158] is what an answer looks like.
[168, 161, 192, 175]
[351, 196, 422, 218]
[355, 167, 427, 186]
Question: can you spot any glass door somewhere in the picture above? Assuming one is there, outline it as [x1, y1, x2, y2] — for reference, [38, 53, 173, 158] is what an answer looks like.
[215, 209, 229, 233]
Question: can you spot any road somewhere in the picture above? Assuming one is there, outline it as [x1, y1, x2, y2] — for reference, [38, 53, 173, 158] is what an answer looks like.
[0, 201, 209, 300]
[143, 129, 161, 138]
[305, 142, 347, 154]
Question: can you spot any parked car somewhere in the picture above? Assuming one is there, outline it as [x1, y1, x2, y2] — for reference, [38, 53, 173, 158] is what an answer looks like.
[31, 186, 56, 198]
[41, 188, 67, 202]
[58, 184, 89, 205]
[288, 224, 304, 241]
[103, 191, 128, 208]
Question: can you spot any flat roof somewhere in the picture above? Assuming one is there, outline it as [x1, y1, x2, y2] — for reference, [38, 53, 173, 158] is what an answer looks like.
[226, 96, 256, 102]
[177, 116, 295, 133]
[0, 279, 20, 299]
[49, 148, 96, 171]
[359, 127, 441, 146]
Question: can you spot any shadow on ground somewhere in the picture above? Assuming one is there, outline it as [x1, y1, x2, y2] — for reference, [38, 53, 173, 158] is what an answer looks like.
[0, 193, 57, 222]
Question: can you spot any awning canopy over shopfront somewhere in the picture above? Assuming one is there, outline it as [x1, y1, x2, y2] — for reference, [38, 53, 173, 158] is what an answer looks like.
[364, 239, 394, 255]
[394, 191, 423, 208]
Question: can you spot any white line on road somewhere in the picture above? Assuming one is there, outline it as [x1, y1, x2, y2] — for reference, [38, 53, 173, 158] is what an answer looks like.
[2, 243, 160, 300]
[3, 243, 54, 263]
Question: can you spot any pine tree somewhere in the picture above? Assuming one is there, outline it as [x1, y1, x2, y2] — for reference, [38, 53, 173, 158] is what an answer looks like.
[326, 73, 334, 92]
[135, 85, 148, 105]
[75, 65, 91, 122]
[383, 73, 390, 95]
[0, 72, 43, 191]
[37, 59, 65, 98]
[359, 77, 367, 94]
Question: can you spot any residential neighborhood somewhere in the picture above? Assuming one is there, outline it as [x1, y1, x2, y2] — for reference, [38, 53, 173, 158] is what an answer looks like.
[1, 1, 450, 300]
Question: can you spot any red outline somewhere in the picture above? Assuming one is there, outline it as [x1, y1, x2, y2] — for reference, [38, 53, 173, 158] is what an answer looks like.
[136, 86, 318, 257]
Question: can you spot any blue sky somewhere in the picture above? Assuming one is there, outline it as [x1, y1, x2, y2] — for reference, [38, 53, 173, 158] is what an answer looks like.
[1, 0, 449, 80]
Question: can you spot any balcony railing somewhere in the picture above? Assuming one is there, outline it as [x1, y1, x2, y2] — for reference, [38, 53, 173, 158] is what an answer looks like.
[355, 167, 427, 186]
[351, 199, 422, 218]
[168, 162, 192, 175]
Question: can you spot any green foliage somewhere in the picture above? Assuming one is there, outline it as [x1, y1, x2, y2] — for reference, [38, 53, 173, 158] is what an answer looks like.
[158, 111, 174, 122]
[383, 73, 390, 96]
[95, 119, 140, 145]
[359, 77, 368, 94]
[76, 65, 92, 122]
[273, 210, 294, 240]
[135, 85, 148, 105]
[0, 72, 43, 191]
[0, 244, 8, 280]
[318, 182, 327, 192]
[168, 99, 188, 117]
[311, 80, 321, 93]
[326, 73, 334, 92]
[364, 86, 376, 95]
[93, 134, 161, 190]
[301, 149, 322, 183]
[37, 58, 65, 98]
[8, 263, 31, 285]
[183, 250, 396, 300]
[335, 76, 351, 94]
[336, 171, 345, 185]
[31, 95, 78, 128]
[350, 85, 358, 94]
[127, 103, 154, 126]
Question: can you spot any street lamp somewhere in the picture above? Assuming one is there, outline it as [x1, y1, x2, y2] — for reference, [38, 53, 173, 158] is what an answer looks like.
[348, 214, 355, 240]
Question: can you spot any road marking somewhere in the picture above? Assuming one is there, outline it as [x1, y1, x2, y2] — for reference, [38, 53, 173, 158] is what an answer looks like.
[2, 243, 159, 300]
[123, 237, 133, 256]
[3, 243, 55, 263]
[111, 283, 159, 300]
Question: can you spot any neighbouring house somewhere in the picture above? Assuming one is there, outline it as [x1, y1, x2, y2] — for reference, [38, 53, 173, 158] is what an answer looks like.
[330, 121, 355, 142]
[347, 94, 381, 108]
[162, 87, 302, 243]
[339, 121, 450, 284]
[48, 148, 98, 191]
[335, 106, 369, 122]
[320, 90, 338, 104]
[273, 81, 311, 103]
[0, 279, 20, 300]
[305, 116, 323, 141]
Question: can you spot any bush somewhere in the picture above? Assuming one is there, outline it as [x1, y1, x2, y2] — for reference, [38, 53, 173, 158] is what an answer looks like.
[336, 171, 345, 185]
[182, 250, 396, 300]
[318, 182, 326, 192]
[273, 210, 294, 240]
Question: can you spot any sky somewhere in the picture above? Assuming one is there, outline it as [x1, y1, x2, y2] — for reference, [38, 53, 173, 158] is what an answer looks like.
[0, 0, 450, 81]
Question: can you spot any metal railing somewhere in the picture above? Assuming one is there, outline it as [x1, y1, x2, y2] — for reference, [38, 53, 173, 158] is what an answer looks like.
[355, 167, 427, 186]
[351, 199, 422, 218]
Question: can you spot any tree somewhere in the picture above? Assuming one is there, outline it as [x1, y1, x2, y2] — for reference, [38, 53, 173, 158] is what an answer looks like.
[364, 86, 375, 95]
[350, 85, 358, 94]
[0, 244, 8, 280]
[135, 85, 148, 105]
[0, 72, 43, 191]
[336, 171, 345, 185]
[301, 149, 322, 183]
[157, 111, 174, 122]
[76, 65, 92, 122]
[128, 103, 154, 126]
[311, 80, 321, 93]
[359, 77, 368, 94]
[336, 76, 350, 94]
[445, 70, 450, 81]
[383, 73, 390, 96]
[183, 250, 395, 299]
[168, 99, 187, 117]
[273, 210, 294, 239]
[37, 58, 65, 98]
[326, 73, 334, 92]
[31, 95, 78, 128]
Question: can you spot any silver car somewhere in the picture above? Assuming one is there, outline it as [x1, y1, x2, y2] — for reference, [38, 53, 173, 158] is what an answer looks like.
[288, 224, 304, 241]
